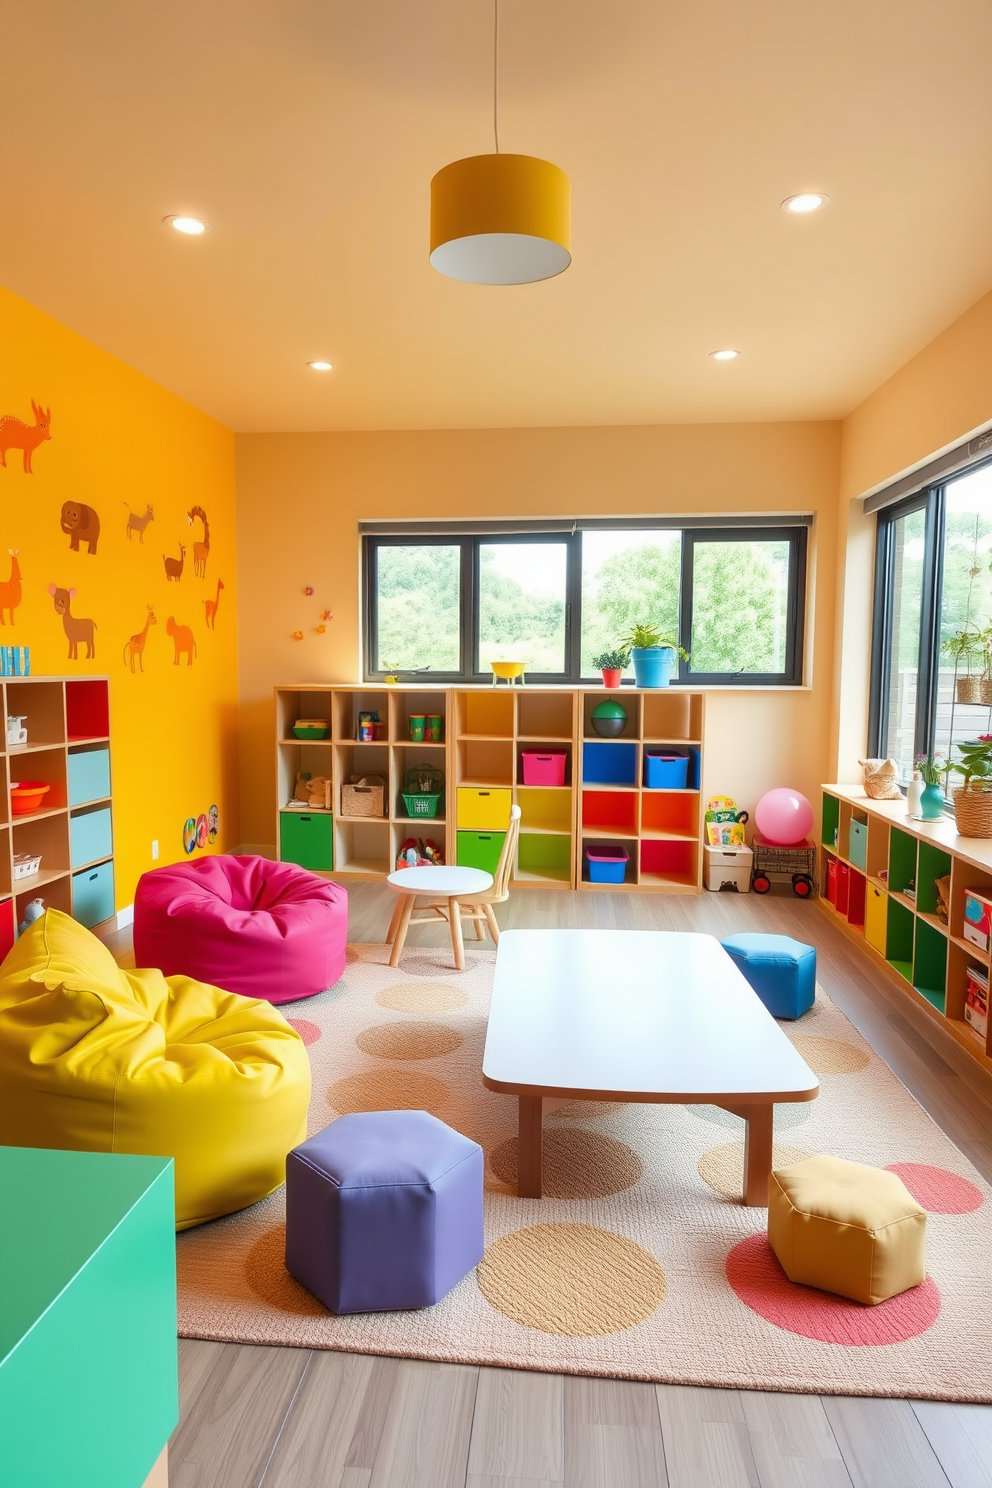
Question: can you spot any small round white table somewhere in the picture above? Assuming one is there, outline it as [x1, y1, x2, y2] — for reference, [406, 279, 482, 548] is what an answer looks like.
[386, 865, 494, 971]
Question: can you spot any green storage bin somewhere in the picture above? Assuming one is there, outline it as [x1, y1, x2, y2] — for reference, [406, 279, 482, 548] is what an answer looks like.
[72, 861, 115, 929]
[67, 746, 111, 807]
[457, 829, 506, 876]
[69, 806, 113, 869]
[849, 818, 868, 872]
[280, 810, 333, 870]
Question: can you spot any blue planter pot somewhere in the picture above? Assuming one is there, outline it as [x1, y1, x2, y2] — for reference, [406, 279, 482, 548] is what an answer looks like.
[631, 647, 675, 688]
[919, 783, 946, 820]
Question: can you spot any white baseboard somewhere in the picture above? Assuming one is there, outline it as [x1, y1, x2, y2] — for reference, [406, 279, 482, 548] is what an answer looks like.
[116, 904, 135, 930]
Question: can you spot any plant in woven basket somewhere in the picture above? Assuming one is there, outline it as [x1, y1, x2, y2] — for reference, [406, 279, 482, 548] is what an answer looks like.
[946, 736, 992, 835]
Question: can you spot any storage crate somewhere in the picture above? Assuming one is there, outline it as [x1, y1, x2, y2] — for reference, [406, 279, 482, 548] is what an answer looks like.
[341, 778, 385, 818]
[520, 751, 567, 787]
[69, 806, 112, 870]
[67, 747, 111, 807]
[585, 845, 629, 883]
[457, 787, 512, 830]
[457, 830, 506, 876]
[280, 810, 333, 870]
[644, 752, 689, 789]
[72, 861, 115, 928]
[704, 845, 752, 892]
[848, 818, 868, 871]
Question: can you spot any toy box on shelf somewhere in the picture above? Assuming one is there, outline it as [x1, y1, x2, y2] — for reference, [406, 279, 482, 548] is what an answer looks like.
[965, 965, 989, 1041]
[963, 888, 992, 952]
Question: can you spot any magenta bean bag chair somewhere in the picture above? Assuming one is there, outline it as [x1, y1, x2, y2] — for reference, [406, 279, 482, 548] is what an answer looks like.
[133, 854, 347, 1005]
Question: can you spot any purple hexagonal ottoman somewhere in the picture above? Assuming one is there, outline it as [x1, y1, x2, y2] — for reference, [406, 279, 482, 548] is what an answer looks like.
[285, 1110, 484, 1313]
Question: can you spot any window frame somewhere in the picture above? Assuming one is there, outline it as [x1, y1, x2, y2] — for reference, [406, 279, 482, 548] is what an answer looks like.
[363, 523, 810, 686]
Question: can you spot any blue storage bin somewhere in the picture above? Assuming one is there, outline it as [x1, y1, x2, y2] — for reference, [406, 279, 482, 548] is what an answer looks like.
[67, 747, 111, 806]
[644, 752, 689, 789]
[585, 845, 629, 883]
[582, 742, 637, 787]
[72, 861, 115, 928]
[70, 806, 113, 869]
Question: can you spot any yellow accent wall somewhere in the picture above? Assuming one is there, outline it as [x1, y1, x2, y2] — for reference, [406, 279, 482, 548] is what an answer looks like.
[235, 422, 841, 847]
[0, 287, 239, 909]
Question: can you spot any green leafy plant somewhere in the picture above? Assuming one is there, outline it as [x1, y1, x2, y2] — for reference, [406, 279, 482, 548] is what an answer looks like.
[915, 751, 946, 787]
[943, 626, 987, 677]
[592, 648, 631, 671]
[945, 736, 992, 793]
[619, 622, 689, 660]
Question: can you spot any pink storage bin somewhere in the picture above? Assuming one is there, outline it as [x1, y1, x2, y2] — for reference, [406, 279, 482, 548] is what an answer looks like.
[521, 751, 567, 787]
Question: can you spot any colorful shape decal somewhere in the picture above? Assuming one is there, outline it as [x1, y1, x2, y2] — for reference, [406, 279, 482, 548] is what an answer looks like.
[183, 818, 197, 854]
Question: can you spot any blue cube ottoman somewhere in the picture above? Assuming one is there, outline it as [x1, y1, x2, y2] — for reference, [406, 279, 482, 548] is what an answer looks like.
[285, 1109, 484, 1313]
[721, 933, 816, 1019]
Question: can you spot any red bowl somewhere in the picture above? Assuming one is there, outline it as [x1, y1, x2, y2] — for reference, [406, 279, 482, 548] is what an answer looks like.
[10, 781, 51, 816]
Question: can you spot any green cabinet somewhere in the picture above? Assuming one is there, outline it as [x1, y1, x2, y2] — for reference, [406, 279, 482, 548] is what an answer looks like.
[457, 829, 506, 876]
[280, 810, 333, 870]
[0, 1147, 177, 1488]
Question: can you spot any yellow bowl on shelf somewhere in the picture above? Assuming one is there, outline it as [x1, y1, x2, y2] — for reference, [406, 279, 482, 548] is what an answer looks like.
[490, 661, 527, 681]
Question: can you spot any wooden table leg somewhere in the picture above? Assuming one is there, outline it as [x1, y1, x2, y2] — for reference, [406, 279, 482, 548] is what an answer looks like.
[388, 895, 415, 969]
[741, 1104, 774, 1206]
[448, 897, 465, 971]
[385, 895, 403, 946]
[518, 1095, 544, 1198]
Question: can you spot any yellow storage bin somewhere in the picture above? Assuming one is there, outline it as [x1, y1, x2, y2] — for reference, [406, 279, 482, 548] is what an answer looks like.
[457, 786, 512, 830]
[865, 882, 887, 954]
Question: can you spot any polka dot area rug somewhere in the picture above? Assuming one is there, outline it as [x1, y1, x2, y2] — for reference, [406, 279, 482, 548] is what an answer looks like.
[176, 943, 992, 1400]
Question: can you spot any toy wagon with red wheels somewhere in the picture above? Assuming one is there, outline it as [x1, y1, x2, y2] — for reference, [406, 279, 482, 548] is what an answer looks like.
[749, 832, 817, 898]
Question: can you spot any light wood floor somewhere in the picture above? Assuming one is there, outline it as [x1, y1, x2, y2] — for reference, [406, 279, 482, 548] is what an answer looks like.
[167, 884, 992, 1488]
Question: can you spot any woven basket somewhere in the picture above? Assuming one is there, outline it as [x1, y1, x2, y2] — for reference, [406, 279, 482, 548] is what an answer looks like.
[341, 780, 385, 818]
[980, 680, 992, 705]
[957, 676, 984, 704]
[952, 786, 992, 837]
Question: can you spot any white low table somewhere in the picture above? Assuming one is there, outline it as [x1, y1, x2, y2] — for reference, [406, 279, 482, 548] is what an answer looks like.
[482, 929, 819, 1204]
[386, 865, 494, 971]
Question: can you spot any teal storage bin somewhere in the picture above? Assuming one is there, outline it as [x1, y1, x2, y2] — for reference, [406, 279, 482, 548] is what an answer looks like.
[849, 818, 868, 872]
[72, 861, 115, 928]
[67, 747, 111, 806]
[280, 810, 333, 871]
[457, 830, 506, 876]
[70, 805, 112, 869]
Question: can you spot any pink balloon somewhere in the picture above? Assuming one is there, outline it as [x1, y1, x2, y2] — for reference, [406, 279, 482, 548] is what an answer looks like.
[755, 788, 814, 845]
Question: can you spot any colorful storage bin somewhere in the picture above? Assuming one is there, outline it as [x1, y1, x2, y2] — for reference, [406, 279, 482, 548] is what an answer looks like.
[457, 787, 512, 830]
[520, 751, 567, 787]
[644, 752, 689, 789]
[280, 810, 333, 871]
[72, 861, 116, 929]
[457, 830, 506, 876]
[585, 845, 629, 883]
[848, 818, 868, 872]
[67, 747, 111, 807]
[69, 806, 112, 869]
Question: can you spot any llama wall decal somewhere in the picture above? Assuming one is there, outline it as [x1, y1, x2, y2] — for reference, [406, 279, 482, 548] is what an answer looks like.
[124, 502, 155, 543]
[123, 606, 157, 673]
[0, 401, 51, 474]
[203, 578, 224, 630]
[167, 616, 196, 666]
[0, 551, 22, 625]
[48, 583, 96, 659]
[187, 506, 210, 578]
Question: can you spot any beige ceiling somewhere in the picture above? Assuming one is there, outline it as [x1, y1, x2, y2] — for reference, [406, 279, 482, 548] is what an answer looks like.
[3, 0, 992, 433]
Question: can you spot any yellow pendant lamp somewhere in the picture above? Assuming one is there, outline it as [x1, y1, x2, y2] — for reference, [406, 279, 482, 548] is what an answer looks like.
[430, 3, 571, 285]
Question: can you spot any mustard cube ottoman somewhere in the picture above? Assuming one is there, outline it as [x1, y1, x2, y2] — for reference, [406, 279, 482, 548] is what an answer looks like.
[768, 1155, 926, 1305]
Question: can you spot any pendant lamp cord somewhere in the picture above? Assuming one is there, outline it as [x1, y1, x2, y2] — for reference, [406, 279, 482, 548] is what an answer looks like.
[493, 0, 500, 153]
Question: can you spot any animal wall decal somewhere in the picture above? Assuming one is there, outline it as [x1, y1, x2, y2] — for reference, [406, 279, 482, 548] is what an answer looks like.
[124, 502, 155, 543]
[0, 550, 22, 625]
[187, 506, 210, 578]
[61, 500, 100, 555]
[203, 578, 224, 630]
[0, 401, 51, 474]
[167, 616, 196, 666]
[164, 543, 186, 582]
[48, 583, 97, 659]
[123, 606, 157, 673]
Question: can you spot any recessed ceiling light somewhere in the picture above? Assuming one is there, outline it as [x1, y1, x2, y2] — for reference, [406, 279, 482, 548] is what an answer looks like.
[307, 360, 334, 372]
[163, 215, 209, 235]
[709, 349, 740, 361]
[781, 192, 829, 214]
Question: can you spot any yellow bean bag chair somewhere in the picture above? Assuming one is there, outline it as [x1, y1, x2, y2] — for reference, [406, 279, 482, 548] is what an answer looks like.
[0, 909, 310, 1229]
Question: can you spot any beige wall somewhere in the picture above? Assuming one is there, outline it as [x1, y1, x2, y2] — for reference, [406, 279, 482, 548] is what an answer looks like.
[236, 422, 841, 848]
[834, 288, 992, 779]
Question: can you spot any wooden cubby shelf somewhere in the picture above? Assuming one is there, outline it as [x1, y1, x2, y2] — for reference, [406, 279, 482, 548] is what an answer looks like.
[275, 685, 705, 893]
[821, 783, 992, 1073]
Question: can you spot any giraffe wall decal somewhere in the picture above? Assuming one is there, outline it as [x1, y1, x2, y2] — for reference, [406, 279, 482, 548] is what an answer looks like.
[187, 506, 210, 578]
[123, 606, 157, 673]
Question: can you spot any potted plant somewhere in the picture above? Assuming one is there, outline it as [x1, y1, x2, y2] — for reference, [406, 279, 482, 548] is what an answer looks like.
[914, 751, 947, 820]
[618, 623, 689, 689]
[945, 735, 992, 836]
[943, 627, 986, 703]
[591, 648, 630, 688]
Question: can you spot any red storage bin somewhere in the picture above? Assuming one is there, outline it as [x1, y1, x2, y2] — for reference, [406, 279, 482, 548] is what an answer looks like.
[521, 751, 567, 787]
[835, 862, 850, 917]
[847, 870, 867, 931]
[826, 857, 838, 905]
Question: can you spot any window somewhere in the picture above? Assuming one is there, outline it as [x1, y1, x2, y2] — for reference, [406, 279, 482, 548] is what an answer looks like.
[363, 523, 808, 684]
[870, 457, 992, 788]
